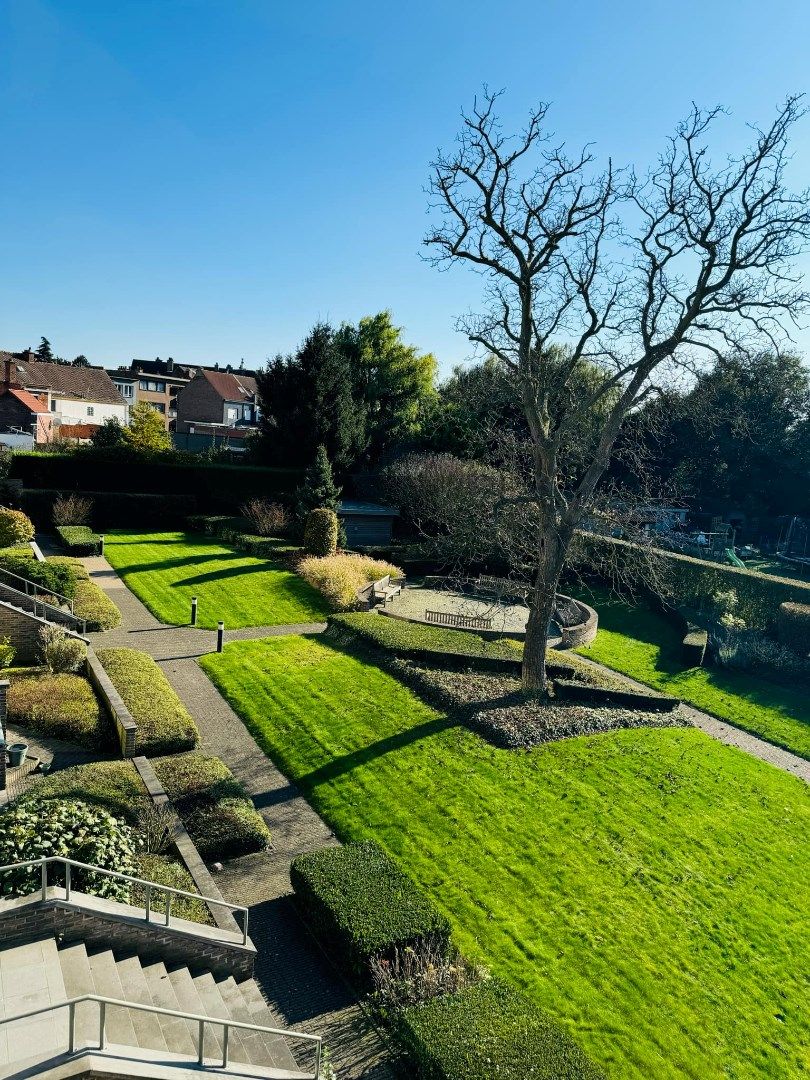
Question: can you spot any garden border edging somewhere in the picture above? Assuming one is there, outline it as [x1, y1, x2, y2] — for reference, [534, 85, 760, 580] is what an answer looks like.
[85, 646, 137, 756]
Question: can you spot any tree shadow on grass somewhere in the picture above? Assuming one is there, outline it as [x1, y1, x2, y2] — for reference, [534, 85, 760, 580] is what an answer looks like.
[295, 713, 462, 790]
[176, 562, 288, 587]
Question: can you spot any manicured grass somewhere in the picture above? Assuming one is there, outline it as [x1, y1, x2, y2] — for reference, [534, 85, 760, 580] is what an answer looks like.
[201, 635, 809, 1080]
[104, 530, 330, 628]
[574, 586, 810, 759]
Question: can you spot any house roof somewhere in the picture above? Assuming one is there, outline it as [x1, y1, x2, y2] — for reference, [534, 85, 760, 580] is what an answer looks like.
[338, 500, 398, 517]
[200, 369, 258, 402]
[6, 388, 49, 414]
[0, 352, 125, 405]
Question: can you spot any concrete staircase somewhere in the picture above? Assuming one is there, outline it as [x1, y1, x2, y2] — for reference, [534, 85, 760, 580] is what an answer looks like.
[0, 937, 313, 1079]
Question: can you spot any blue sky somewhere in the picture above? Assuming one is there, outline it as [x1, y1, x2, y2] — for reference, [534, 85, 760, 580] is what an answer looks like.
[1, 0, 809, 375]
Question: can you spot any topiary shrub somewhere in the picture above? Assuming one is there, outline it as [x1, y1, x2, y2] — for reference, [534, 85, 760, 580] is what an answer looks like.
[0, 798, 136, 902]
[0, 507, 34, 548]
[291, 840, 451, 981]
[395, 979, 605, 1080]
[56, 525, 101, 555]
[303, 507, 339, 556]
[777, 601, 810, 655]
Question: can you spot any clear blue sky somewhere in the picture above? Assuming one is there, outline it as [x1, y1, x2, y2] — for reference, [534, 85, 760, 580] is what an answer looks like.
[1, 0, 809, 375]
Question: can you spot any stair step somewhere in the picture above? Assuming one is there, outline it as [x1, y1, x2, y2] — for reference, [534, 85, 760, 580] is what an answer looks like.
[57, 942, 99, 1050]
[87, 949, 139, 1048]
[167, 966, 223, 1061]
[0, 937, 68, 1069]
[216, 977, 286, 1069]
[237, 980, 301, 1073]
[192, 973, 258, 1068]
[115, 955, 169, 1054]
[140, 962, 197, 1057]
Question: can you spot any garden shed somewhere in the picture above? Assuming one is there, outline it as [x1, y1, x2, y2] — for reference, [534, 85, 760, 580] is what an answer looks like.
[337, 500, 398, 547]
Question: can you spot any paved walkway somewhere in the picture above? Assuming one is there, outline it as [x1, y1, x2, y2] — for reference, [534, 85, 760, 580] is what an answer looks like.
[79, 555, 400, 1080]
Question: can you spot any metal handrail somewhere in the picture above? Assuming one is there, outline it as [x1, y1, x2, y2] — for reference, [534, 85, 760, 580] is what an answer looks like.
[0, 565, 74, 612]
[0, 856, 250, 946]
[0, 993, 322, 1077]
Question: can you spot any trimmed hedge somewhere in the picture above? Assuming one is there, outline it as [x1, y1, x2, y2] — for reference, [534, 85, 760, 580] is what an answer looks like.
[291, 840, 451, 979]
[47, 557, 121, 630]
[329, 612, 521, 666]
[576, 532, 810, 629]
[11, 452, 302, 511]
[56, 525, 101, 554]
[777, 601, 810, 655]
[187, 514, 298, 559]
[303, 508, 338, 556]
[553, 679, 679, 712]
[132, 854, 212, 925]
[95, 647, 199, 755]
[151, 752, 271, 861]
[0, 556, 77, 599]
[29, 760, 147, 821]
[396, 979, 605, 1080]
[22, 488, 196, 531]
[7, 670, 111, 747]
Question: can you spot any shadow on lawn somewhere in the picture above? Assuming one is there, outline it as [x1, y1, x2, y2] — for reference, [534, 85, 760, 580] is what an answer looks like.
[176, 562, 289, 587]
[297, 713, 461, 789]
[112, 551, 242, 576]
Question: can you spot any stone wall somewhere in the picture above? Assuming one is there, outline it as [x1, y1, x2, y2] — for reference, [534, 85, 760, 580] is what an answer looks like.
[85, 647, 137, 757]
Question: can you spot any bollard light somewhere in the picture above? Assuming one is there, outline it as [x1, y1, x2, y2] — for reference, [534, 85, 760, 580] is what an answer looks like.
[216, 621, 225, 653]
[191, 596, 198, 626]
[99, 534, 105, 556]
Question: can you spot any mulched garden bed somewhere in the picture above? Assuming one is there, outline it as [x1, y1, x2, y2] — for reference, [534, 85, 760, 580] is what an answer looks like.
[389, 658, 689, 750]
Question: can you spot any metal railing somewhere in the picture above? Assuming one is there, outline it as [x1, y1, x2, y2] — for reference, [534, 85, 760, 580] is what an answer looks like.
[0, 565, 74, 612]
[0, 856, 250, 945]
[0, 993, 322, 1077]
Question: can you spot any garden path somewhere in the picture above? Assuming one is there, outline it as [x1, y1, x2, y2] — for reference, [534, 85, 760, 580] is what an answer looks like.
[62, 550, 401, 1080]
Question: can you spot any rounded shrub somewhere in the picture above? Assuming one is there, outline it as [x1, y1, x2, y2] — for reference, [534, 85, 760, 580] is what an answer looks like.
[304, 507, 338, 556]
[0, 798, 136, 902]
[0, 507, 35, 548]
[777, 601, 810, 655]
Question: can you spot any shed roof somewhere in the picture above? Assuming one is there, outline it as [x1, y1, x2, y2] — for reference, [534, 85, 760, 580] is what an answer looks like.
[337, 500, 398, 517]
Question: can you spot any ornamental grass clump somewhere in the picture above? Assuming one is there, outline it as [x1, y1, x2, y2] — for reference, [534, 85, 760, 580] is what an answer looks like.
[0, 799, 136, 903]
[298, 553, 402, 610]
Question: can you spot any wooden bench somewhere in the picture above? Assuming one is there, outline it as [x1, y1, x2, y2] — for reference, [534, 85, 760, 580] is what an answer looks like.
[424, 609, 493, 630]
[373, 575, 402, 605]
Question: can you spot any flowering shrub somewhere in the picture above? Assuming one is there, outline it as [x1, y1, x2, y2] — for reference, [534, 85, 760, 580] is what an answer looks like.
[0, 799, 136, 902]
[298, 553, 403, 610]
[0, 507, 34, 548]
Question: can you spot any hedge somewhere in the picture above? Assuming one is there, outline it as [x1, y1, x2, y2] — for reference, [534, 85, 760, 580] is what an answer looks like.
[151, 752, 271, 861]
[329, 612, 521, 665]
[47, 557, 121, 630]
[56, 525, 101, 555]
[396, 980, 605, 1080]
[291, 841, 451, 979]
[0, 556, 77, 599]
[95, 647, 199, 755]
[11, 452, 302, 512]
[22, 489, 196, 531]
[576, 532, 810, 629]
[187, 514, 297, 559]
[29, 760, 147, 821]
[777, 601, 810, 655]
[7, 671, 112, 746]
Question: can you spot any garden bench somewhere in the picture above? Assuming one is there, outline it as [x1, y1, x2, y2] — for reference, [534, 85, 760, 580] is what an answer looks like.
[373, 575, 402, 605]
[424, 609, 493, 630]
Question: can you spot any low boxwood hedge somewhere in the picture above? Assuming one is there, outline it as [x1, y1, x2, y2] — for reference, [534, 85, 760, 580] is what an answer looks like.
[0, 556, 77, 599]
[45, 557, 121, 630]
[329, 612, 521, 665]
[29, 760, 147, 820]
[7, 670, 113, 747]
[151, 752, 271, 861]
[95, 647, 198, 755]
[56, 525, 101, 555]
[187, 514, 298, 560]
[291, 840, 451, 979]
[396, 979, 604, 1080]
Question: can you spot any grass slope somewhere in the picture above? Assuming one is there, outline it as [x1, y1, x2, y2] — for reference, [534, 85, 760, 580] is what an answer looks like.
[574, 587, 810, 759]
[104, 530, 330, 628]
[201, 635, 809, 1080]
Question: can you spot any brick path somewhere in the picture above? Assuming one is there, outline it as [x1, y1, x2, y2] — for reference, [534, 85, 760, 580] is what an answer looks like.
[77, 554, 400, 1080]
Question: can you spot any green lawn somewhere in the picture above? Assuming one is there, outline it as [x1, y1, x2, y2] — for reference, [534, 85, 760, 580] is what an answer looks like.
[201, 635, 810, 1080]
[104, 531, 330, 628]
[574, 587, 810, 760]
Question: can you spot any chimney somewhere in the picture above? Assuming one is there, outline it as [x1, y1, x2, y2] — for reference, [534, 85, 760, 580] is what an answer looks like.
[167, 356, 175, 373]
[2, 358, 11, 390]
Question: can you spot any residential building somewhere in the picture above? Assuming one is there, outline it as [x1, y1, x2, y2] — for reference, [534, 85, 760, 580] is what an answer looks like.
[0, 385, 54, 447]
[0, 350, 127, 439]
[110, 370, 137, 413]
[173, 368, 260, 452]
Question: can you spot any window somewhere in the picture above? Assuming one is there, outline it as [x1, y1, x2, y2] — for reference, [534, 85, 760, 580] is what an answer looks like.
[121, 384, 133, 398]
[151, 402, 166, 414]
[226, 406, 238, 422]
[50, 401, 57, 412]
[139, 379, 165, 392]
[87, 406, 94, 417]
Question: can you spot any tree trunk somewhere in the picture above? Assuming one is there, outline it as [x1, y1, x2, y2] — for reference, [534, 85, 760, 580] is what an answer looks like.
[521, 529, 569, 692]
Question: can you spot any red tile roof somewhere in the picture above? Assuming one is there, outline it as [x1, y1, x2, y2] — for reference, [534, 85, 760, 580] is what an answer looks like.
[201, 369, 258, 402]
[6, 388, 48, 413]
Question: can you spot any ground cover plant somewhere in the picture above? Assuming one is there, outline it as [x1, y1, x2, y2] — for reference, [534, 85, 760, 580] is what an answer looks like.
[201, 634, 810, 1080]
[104, 530, 330, 627]
[7, 669, 111, 746]
[95, 647, 198, 755]
[151, 752, 271, 860]
[575, 586, 810, 759]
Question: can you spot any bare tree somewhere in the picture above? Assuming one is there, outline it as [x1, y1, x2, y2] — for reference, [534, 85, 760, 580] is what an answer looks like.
[427, 91, 810, 690]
